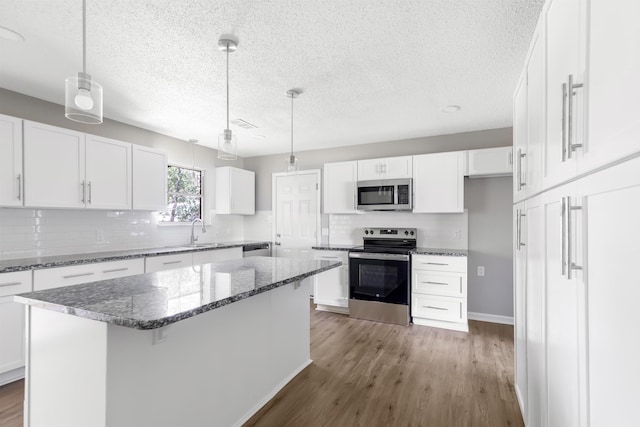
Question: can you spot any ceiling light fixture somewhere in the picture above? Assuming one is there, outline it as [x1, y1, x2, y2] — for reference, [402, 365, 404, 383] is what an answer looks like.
[0, 26, 25, 42]
[441, 105, 461, 113]
[285, 89, 302, 173]
[65, 0, 103, 124]
[217, 36, 239, 160]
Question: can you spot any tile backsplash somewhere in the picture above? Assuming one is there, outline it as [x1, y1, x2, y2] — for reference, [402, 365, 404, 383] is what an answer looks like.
[0, 208, 244, 260]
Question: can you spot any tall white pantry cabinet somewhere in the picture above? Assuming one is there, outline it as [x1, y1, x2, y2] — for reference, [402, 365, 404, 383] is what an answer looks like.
[513, 0, 640, 426]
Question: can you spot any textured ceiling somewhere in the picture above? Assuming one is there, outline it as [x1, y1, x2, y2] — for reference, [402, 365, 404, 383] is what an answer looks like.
[0, 0, 544, 157]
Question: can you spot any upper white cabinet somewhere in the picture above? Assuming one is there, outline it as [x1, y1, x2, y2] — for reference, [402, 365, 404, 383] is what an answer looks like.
[413, 152, 464, 213]
[132, 144, 167, 211]
[525, 26, 544, 198]
[513, 73, 528, 202]
[323, 161, 358, 214]
[215, 167, 255, 215]
[357, 156, 412, 181]
[85, 135, 132, 210]
[23, 121, 86, 209]
[467, 146, 513, 178]
[23, 121, 132, 210]
[0, 114, 23, 207]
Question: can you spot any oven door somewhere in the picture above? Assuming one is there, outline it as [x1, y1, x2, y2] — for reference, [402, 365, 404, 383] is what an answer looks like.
[349, 252, 409, 305]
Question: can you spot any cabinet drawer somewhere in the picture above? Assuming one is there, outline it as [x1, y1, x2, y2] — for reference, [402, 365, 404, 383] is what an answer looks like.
[0, 271, 32, 297]
[34, 264, 101, 291]
[412, 295, 464, 323]
[313, 250, 348, 264]
[145, 253, 192, 273]
[413, 271, 464, 297]
[97, 259, 144, 281]
[412, 255, 467, 273]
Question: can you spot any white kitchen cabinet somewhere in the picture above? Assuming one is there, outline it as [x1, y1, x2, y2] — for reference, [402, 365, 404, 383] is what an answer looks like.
[322, 161, 358, 214]
[0, 270, 32, 385]
[543, 0, 584, 189]
[85, 134, 132, 210]
[0, 114, 23, 207]
[215, 167, 255, 215]
[513, 201, 528, 423]
[467, 146, 513, 178]
[144, 253, 193, 273]
[23, 121, 86, 208]
[357, 156, 412, 181]
[192, 247, 242, 265]
[411, 254, 467, 332]
[132, 144, 168, 211]
[412, 151, 464, 213]
[513, 73, 528, 203]
[312, 250, 349, 314]
[34, 259, 145, 291]
[525, 27, 544, 198]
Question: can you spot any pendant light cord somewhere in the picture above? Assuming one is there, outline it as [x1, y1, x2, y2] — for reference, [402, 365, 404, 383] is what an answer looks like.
[226, 42, 229, 131]
[82, 0, 86, 74]
[290, 93, 294, 157]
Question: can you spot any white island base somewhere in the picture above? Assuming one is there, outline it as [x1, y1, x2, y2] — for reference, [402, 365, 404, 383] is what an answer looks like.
[25, 279, 312, 427]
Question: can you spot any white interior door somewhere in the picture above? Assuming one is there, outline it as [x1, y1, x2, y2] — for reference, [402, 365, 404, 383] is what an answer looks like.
[272, 171, 320, 259]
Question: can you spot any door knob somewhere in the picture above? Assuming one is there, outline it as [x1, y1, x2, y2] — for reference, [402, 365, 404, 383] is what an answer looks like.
[274, 242, 281, 246]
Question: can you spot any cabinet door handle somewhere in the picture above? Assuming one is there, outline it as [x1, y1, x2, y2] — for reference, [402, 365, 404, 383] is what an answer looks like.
[424, 281, 448, 286]
[16, 174, 21, 200]
[517, 149, 527, 190]
[62, 272, 94, 279]
[103, 267, 128, 274]
[518, 212, 526, 249]
[567, 74, 584, 159]
[87, 181, 92, 204]
[561, 198, 567, 275]
[80, 181, 86, 203]
[0, 282, 22, 288]
[562, 82, 568, 162]
[425, 262, 448, 266]
[424, 305, 448, 311]
[162, 260, 182, 265]
[516, 208, 521, 251]
[566, 196, 583, 279]
[508, 150, 513, 166]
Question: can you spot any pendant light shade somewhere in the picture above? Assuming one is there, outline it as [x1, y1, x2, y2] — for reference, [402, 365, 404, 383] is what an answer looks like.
[285, 89, 301, 173]
[217, 37, 238, 160]
[65, 0, 103, 124]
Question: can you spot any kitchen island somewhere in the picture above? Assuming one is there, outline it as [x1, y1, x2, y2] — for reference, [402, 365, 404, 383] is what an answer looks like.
[15, 256, 340, 427]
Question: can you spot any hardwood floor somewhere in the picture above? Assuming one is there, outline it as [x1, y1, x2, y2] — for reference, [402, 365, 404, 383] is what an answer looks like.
[0, 303, 523, 427]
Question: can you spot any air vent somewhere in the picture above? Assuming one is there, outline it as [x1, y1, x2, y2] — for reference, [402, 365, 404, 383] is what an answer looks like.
[230, 119, 258, 129]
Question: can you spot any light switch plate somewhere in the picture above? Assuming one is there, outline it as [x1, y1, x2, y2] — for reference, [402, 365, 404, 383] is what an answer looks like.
[477, 266, 485, 277]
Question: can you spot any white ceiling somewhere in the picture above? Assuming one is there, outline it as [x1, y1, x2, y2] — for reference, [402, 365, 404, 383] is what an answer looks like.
[0, 0, 544, 158]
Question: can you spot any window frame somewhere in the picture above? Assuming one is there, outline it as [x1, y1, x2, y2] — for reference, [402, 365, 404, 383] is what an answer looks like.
[159, 164, 205, 224]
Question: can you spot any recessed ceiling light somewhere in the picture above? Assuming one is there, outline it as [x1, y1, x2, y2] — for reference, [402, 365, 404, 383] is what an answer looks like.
[441, 105, 461, 113]
[0, 26, 25, 42]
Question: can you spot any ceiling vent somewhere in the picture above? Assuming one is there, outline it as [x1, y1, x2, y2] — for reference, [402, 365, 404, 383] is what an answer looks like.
[231, 119, 258, 129]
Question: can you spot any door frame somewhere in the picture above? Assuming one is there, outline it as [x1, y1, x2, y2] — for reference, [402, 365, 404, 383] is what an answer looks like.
[271, 169, 322, 249]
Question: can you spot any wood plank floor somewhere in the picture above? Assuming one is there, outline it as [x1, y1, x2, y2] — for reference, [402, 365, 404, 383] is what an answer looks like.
[0, 303, 523, 427]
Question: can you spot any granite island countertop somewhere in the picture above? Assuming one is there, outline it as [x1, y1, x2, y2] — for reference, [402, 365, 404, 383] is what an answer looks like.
[14, 256, 340, 330]
[0, 240, 270, 274]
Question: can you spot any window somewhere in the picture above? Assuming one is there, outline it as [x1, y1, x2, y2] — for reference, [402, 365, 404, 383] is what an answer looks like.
[158, 165, 203, 223]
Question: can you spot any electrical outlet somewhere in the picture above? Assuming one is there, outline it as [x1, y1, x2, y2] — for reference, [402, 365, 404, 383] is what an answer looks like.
[96, 229, 104, 242]
[453, 230, 461, 239]
[477, 266, 485, 277]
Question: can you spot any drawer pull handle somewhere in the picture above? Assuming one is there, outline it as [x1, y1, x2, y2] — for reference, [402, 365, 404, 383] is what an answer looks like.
[424, 281, 448, 286]
[162, 261, 182, 265]
[62, 272, 94, 279]
[425, 262, 448, 266]
[424, 305, 448, 311]
[103, 267, 128, 273]
[0, 282, 22, 288]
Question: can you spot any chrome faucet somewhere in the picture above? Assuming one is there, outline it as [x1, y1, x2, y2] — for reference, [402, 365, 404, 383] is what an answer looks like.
[190, 218, 206, 245]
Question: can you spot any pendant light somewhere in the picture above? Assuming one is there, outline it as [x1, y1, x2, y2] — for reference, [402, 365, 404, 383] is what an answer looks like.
[285, 89, 301, 173]
[217, 37, 238, 160]
[65, 0, 103, 124]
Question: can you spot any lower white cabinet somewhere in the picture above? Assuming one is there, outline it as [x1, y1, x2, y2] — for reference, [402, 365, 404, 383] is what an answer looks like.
[34, 259, 145, 291]
[313, 250, 349, 314]
[413, 152, 465, 213]
[0, 270, 32, 385]
[192, 247, 242, 265]
[411, 254, 468, 332]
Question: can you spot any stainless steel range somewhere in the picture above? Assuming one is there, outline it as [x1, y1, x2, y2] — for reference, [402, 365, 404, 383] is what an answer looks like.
[348, 227, 416, 325]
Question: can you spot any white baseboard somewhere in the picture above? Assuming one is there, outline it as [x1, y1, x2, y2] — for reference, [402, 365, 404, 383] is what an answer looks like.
[468, 312, 514, 325]
[233, 359, 313, 427]
[0, 367, 24, 387]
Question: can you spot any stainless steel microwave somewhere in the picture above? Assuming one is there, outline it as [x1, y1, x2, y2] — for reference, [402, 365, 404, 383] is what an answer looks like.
[356, 179, 412, 211]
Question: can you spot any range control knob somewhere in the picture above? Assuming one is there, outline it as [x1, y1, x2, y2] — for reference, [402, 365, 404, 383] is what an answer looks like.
[364, 230, 369, 235]
[369, 229, 374, 235]
[404, 230, 409, 236]
[410, 231, 415, 236]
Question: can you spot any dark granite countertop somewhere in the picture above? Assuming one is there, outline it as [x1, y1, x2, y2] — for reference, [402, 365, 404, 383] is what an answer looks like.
[411, 248, 468, 257]
[311, 244, 363, 251]
[15, 256, 339, 330]
[0, 241, 270, 274]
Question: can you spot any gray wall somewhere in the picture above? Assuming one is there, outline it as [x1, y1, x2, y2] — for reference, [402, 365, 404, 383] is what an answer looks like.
[244, 128, 515, 318]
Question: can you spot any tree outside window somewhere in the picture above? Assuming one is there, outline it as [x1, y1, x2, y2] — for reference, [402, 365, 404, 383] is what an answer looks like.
[158, 165, 203, 222]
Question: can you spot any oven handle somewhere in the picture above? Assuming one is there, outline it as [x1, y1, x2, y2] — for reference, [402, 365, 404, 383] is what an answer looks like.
[349, 252, 409, 261]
